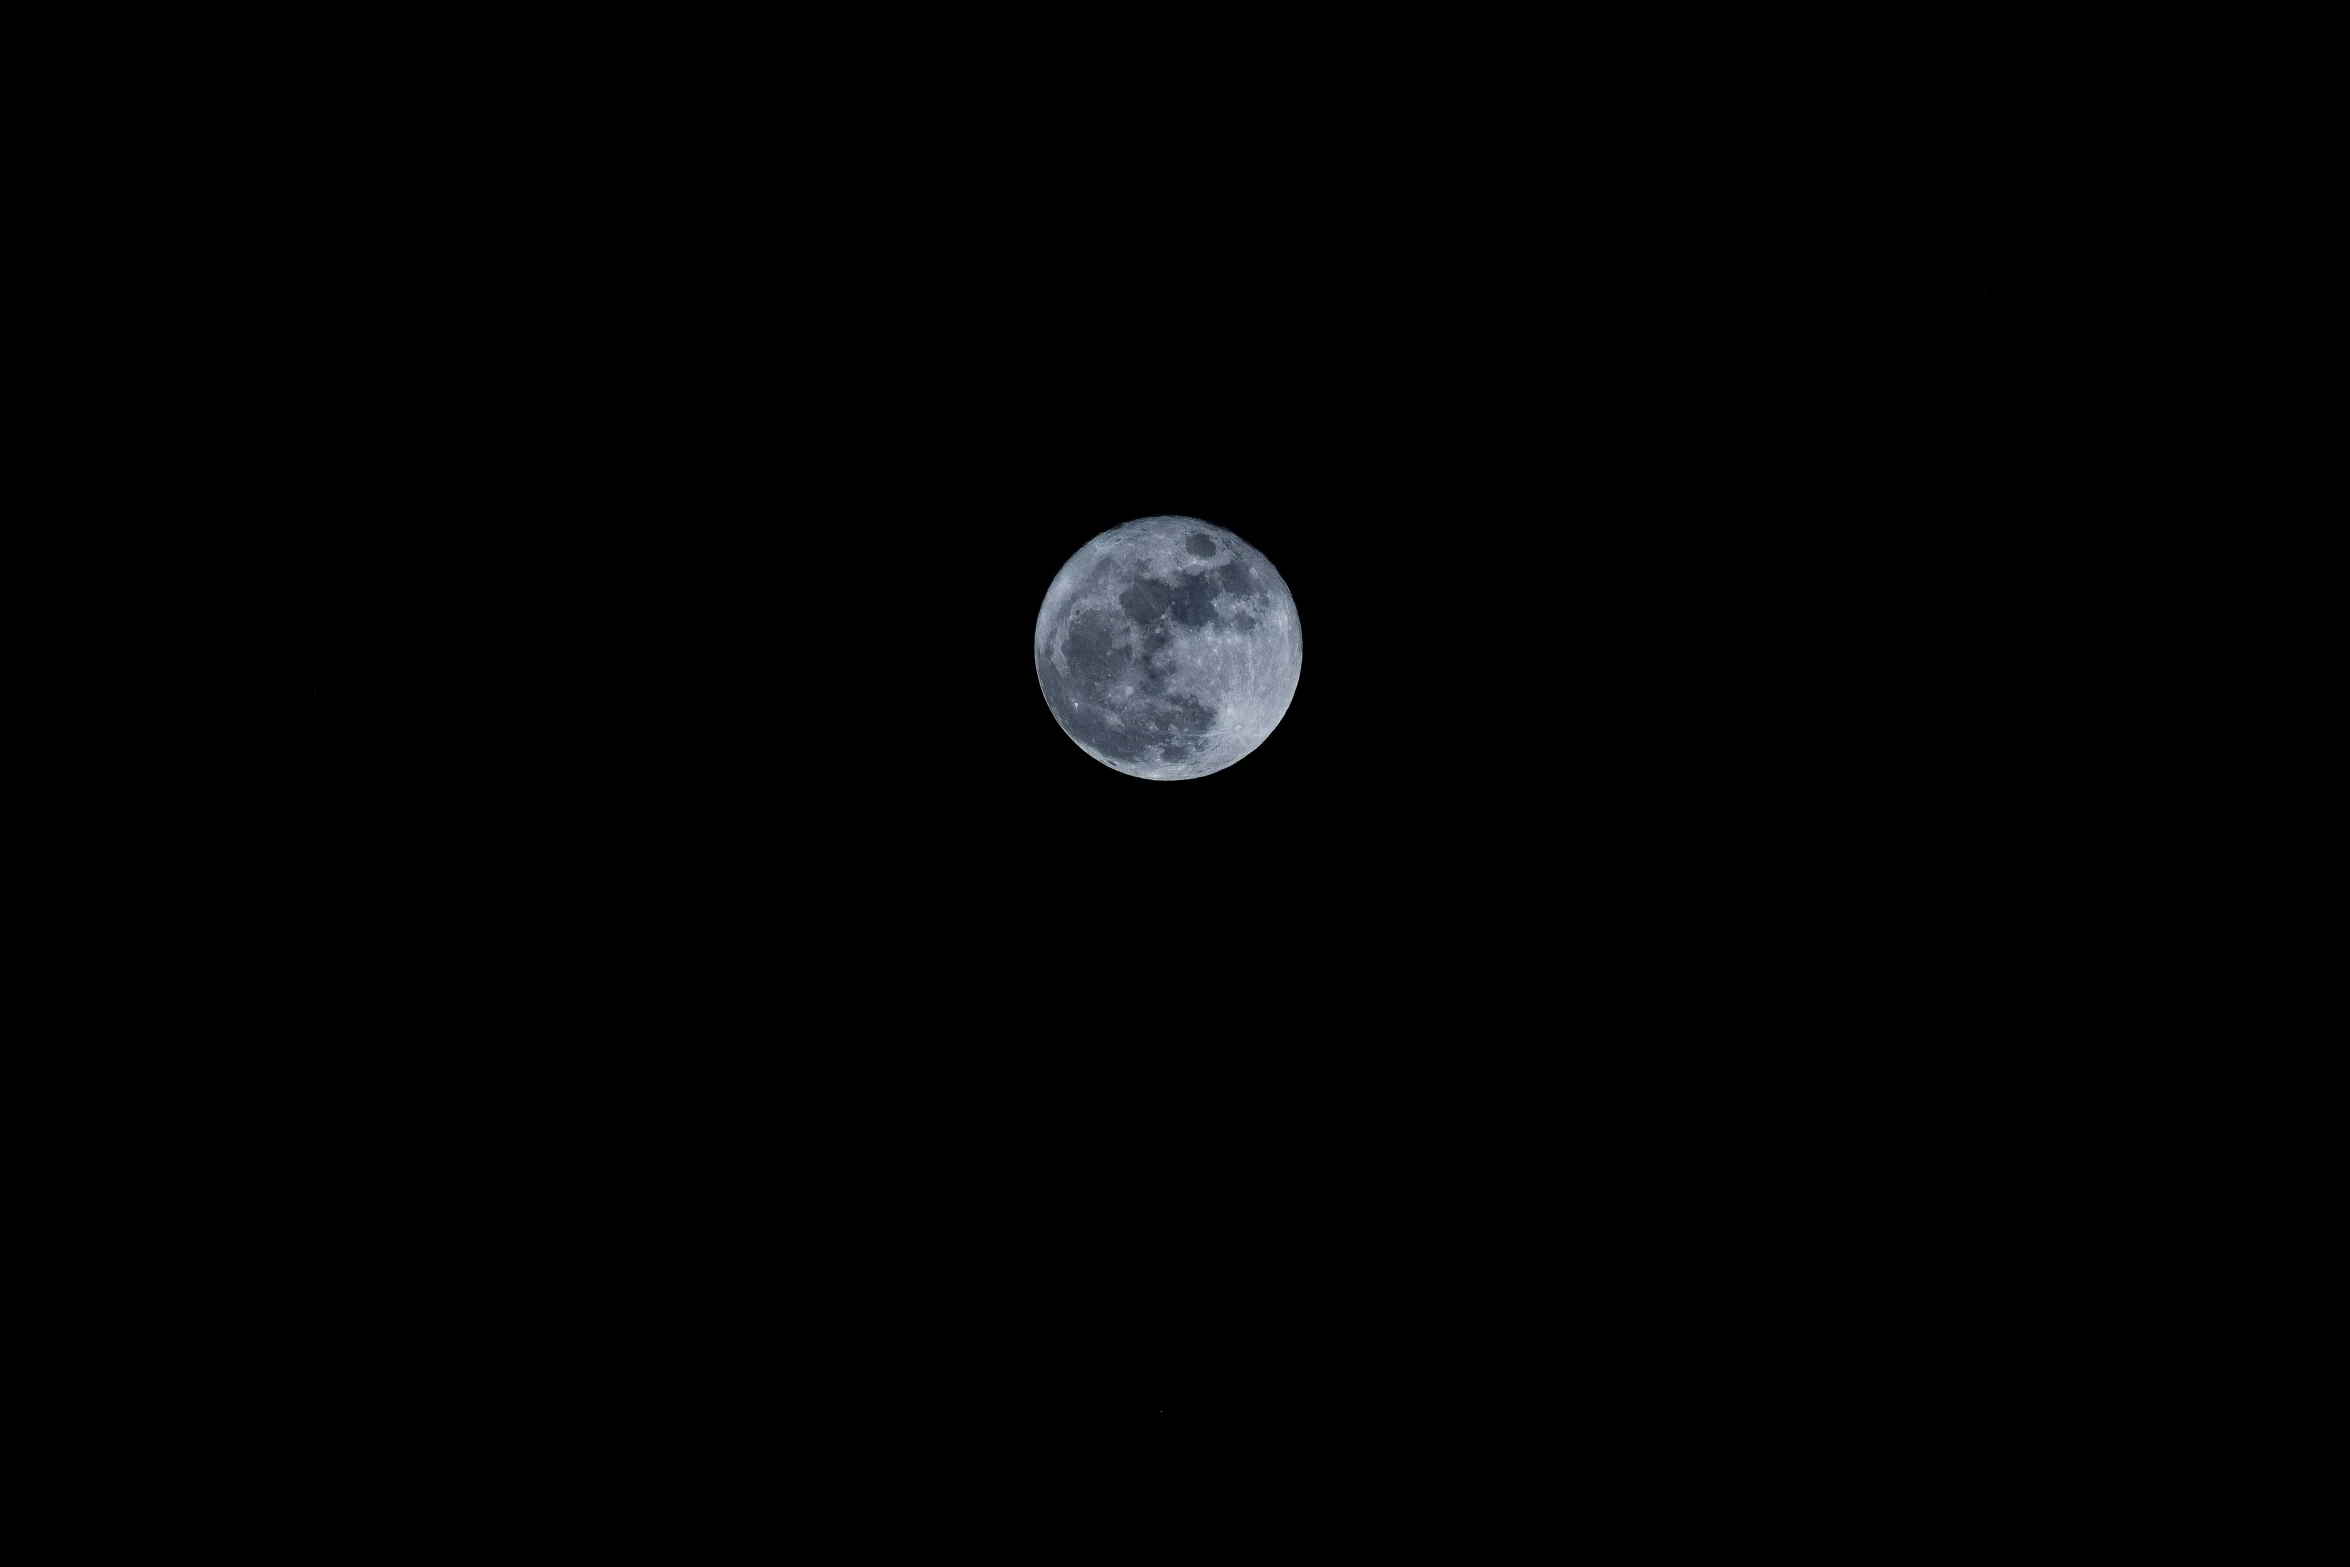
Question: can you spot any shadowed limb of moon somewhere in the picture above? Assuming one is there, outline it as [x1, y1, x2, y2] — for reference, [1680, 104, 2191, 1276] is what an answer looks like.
[1034, 516, 1303, 780]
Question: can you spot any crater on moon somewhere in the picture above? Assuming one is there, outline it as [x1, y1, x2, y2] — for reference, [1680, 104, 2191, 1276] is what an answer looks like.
[1034, 515, 1303, 780]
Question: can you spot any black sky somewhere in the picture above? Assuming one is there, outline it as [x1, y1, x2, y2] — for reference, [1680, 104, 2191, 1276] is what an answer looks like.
[240, 33, 2050, 1456]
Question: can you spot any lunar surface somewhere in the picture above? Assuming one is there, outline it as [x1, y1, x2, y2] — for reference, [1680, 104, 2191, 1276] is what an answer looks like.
[1035, 516, 1303, 780]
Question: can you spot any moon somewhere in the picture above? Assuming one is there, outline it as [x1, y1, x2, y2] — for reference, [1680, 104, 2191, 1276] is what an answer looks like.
[1035, 516, 1303, 780]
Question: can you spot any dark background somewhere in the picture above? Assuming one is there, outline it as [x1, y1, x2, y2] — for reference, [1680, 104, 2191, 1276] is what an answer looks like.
[318, 195, 2010, 1434]
[178, 24, 2052, 1460]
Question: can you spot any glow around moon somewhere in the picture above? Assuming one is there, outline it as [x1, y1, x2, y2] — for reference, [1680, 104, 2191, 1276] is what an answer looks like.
[1034, 516, 1303, 780]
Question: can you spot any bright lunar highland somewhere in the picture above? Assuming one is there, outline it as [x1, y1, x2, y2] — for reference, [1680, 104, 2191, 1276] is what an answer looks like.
[1034, 516, 1303, 780]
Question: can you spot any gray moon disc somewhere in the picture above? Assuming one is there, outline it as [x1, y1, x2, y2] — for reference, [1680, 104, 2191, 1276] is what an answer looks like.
[1034, 516, 1303, 780]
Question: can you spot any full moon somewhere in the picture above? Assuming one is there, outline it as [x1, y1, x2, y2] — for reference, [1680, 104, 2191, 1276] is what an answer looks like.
[1035, 516, 1303, 780]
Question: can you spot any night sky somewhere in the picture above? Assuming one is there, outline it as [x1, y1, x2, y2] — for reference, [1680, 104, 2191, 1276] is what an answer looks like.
[248, 28, 2029, 1478]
